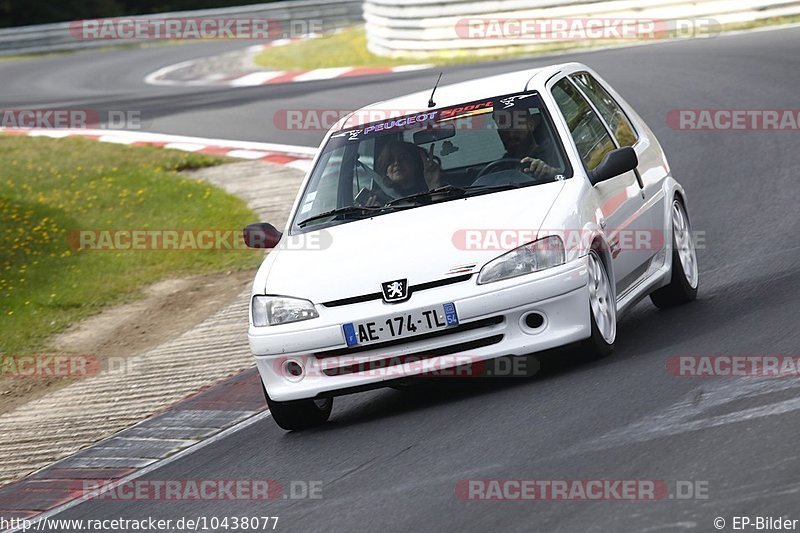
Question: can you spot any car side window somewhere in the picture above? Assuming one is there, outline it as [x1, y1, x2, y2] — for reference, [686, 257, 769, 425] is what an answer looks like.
[299, 149, 343, 217]
[551, 78, 616, 172]
[571, 72, 638, 147]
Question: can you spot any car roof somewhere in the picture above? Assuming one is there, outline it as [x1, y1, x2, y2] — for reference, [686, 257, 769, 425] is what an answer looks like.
[334, 62, 577, 131]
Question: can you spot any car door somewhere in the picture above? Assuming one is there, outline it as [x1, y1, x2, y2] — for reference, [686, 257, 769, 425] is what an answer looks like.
[571, 71, 667, 264]
[550, 77, 648, 294]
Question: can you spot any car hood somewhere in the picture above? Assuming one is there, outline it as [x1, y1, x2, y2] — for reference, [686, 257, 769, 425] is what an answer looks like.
[260, 181, 565, 302]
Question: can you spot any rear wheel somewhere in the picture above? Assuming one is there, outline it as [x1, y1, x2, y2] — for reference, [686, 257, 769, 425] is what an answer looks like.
[583, 250, 616, 358]
[650, 199, 699, 308]
[262, 385, 332, 431]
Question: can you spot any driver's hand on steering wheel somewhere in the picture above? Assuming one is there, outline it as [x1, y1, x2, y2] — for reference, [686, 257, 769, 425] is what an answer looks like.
[520, 157, 557, 179]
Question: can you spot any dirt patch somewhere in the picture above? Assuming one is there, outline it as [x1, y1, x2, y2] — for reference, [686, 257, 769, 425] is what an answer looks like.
[0, 270, 253, 415]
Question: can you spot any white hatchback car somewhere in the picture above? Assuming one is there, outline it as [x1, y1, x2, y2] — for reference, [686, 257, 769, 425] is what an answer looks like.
[245, 62, 699, 430]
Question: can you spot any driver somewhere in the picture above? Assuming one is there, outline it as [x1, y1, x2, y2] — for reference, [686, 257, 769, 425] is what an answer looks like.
[493, 108, 560, 180]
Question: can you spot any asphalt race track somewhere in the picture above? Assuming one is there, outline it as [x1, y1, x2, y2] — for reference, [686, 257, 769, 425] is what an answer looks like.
[2, 26, 799, 532]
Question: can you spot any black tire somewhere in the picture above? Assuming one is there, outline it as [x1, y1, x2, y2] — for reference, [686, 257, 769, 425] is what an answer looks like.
[650, 199, 699, 309]
[262, 385, 332, 431]
[583, 302, 614, 358]
[582, 250, 615, 359]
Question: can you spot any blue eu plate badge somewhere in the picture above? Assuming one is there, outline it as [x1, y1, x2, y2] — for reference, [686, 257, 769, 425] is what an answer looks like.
[443, 303, 458, 326]
[342, 323, 358, 347]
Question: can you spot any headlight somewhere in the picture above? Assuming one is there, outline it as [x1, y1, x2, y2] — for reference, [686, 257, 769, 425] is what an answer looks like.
[252, 296, 319, 326]
[477, 236, 565, 284]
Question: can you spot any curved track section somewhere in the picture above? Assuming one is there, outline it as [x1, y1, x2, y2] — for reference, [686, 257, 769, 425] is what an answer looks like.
[2, 27, 799, 531]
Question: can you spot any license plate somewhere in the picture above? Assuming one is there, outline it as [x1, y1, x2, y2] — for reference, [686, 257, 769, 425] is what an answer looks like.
[342, 303, 458, 347]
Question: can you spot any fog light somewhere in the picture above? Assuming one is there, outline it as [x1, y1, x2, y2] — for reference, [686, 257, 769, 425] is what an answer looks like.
[282, 359, 305, 381]
[524, 312, 545, 330]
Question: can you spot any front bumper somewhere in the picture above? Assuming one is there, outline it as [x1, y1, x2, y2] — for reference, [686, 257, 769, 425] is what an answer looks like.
[249, 258, 591, 401]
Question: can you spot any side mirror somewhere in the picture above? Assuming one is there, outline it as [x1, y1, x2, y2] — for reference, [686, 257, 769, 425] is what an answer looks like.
[243, 223, 282, 249]
[589, 147, 638, 185]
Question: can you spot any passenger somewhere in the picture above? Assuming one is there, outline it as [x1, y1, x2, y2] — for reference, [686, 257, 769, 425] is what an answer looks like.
[356, 141, 430, 206]
[419, 144, 447, 189]
[376, 140, 429, 196]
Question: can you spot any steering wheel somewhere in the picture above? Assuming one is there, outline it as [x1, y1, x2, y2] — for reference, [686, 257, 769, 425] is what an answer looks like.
[475, 158, 523, 179]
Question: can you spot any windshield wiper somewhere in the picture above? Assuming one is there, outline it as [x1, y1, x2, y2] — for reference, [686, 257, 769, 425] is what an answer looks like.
[297, 205, 382, 228]
[461, 182, 525, 195]
[385, 183, 525, 207]
[385, 185, 470, 206]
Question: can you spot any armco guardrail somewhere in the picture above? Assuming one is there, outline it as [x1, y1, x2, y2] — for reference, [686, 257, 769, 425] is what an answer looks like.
[0, 0, 363, 55]
[363, 0, 800, 57]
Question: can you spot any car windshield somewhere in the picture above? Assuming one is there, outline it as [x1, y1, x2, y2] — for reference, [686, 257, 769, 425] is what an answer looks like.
[291, 91, 571, 232]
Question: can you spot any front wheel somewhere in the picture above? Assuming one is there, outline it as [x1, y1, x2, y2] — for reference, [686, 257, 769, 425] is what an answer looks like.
[650, 199, 699, 309]
[582, 250, 616, 358]
[263, 385, 332, 431]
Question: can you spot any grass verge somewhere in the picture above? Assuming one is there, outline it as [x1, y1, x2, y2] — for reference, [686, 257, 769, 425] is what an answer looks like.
[253, 27, 416, 69]
[0, 135, 261, 355]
